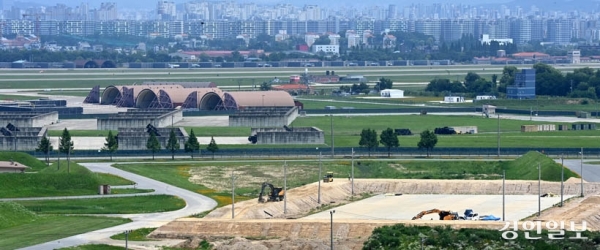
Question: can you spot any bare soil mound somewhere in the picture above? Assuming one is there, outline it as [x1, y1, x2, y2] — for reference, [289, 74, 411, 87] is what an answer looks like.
[204, 179, 600, 220]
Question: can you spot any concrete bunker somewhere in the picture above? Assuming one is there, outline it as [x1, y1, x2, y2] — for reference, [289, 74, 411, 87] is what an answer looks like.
[229, 106, 298, 127]
[97, 109, 183, 130]
[0, 112, 58, 127]
[117, 124, 188, 150]
[249, 126, 324, 144]
[0, 124, 47, 151]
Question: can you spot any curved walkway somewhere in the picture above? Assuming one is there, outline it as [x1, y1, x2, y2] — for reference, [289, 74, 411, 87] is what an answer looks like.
[19, 162, 217, 250]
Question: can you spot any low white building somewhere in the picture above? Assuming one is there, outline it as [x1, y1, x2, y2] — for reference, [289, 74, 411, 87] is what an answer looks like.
[380, 89, 404, 98]
[476, 95, 497, 100]
[480, 34, 513, 45]
[444, 96, 465, 103]
[312, 45, 339, 55]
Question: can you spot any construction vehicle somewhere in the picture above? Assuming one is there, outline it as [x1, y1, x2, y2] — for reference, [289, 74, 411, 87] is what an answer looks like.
[258, 182, 285, 203]
[462, 209, 479, 220]
[412, 209, 460, 220]
[323, 172, 334, 182]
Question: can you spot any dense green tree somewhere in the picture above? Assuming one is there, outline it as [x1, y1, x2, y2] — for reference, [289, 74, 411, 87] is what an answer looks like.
[185, 129, 200, 159]
[146, 132, 161, 160]
[206, 136, 219, 160]
[498, 66, 518, 93]
[425, 78, 466, 93]
[375, 77, 393, 91]
[102, 131, 118, 161]
[313, 35, 331, 45]
[166, 129, 180, 160]
[379, 128, 399, 157]
[58, 128, 74, 173]
[259, 82, 272, 91]
[359, 129, 378, 156]
[417, 129, 438, 157]
[36, 136, 53, 166]
[534, 63, 566, 96]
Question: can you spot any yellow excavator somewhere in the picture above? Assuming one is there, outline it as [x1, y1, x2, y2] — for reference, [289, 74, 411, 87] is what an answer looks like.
[412, 209, 460, 220]
[323, 172, 334, 182]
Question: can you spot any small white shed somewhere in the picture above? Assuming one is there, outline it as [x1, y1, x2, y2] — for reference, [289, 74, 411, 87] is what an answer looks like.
[380, 89, 404, 98]
[444, 96, 465, 103]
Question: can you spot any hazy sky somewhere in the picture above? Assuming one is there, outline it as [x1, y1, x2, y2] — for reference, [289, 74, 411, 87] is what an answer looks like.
[17, 0, 515, 9]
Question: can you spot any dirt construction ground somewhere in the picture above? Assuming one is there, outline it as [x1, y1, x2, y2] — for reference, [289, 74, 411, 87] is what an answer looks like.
[151, 178, 600, 249]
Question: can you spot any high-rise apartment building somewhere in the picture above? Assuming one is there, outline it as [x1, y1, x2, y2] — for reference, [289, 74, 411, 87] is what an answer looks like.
[388, 4, 397, 19]
[95, 3, 117, 21]
[510, 18, 531, 44]
[547, 18, 571, 44]
[157, 1, 176, 20]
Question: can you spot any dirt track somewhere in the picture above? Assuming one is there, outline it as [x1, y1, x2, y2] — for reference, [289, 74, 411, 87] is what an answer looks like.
[151, 178, 600, 249]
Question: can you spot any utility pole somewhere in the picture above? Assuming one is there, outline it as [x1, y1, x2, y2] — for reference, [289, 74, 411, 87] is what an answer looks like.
[231, 170, 236, 219]
[318, 151, 322, 204]
[497, 114, 500, 157]
[561, 154, 564, 207]
[538, 162, 541, 217]
[284, 160, 287, 214]
[330, 210, 335, 250]
[351, 148, 354, 197]
[581, 147, 584, 197]
[124, 230, 131, 250]
[502, 170, 505, 221]
[330, 114, 334, 158]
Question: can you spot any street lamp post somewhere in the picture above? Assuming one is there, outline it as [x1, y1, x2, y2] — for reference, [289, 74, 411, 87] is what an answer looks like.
[580, 147, 584, 197]
[497, 114, 500, 157]
[330, 210, 335, 250]
[231, 170, 236, 219]
[351, 148, 354, 197]
[318, 151, 322, 204]
[561, 155, 564, 207]
[330, 114, 334, 158]
[538, 162, 541, 217]
[284, 160, 287, 214]
[502, 170, 505, 221]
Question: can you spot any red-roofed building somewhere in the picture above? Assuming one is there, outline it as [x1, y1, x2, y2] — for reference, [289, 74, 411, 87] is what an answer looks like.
[512, 52, 550, 59]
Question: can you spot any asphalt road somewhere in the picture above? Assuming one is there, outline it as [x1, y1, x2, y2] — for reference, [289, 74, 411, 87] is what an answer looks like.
[560, 159, 600, 183]
[19, 162, 217, 250]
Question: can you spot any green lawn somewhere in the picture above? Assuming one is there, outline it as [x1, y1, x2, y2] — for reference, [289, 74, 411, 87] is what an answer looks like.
[37, 91, 94, 97]
[16, 195, 185, 214]
[184, 127, 250, 137]
[110, 188, 154, 194]
[0, 94, 38, 101]
[110, 228, 156, 241]
[114, 163, 235, 206]
[291, 115, 600, 148]
[0, 157, 134, 198]
[0, 215, 130, 249]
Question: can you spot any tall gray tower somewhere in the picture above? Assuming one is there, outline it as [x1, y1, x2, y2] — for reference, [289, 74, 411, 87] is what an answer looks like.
[388, 4, 397, 19]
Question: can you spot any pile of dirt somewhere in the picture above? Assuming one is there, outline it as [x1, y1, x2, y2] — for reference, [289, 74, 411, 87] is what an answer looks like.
[538, 195, 600, 231]
[204, 179, 600, 220]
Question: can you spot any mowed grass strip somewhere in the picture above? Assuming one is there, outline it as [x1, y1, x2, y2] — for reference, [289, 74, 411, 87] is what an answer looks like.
[0, 215, 130, 249]
[114, 164, 238, 206]
[110, 227, 156, 241]
[15, 195, 185, 214]
[47, 130, 114, 137]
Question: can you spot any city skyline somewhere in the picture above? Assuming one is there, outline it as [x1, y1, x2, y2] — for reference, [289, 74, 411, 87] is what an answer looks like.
[4, 0, 597, 11]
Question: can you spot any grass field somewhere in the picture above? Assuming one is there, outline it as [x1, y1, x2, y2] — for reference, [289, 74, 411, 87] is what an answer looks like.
[37, 91, 94, 97]
[115, 151, 575, 208]
[0, 94, 38, 101]
[0, 215, 130, 249]
[16, 195, 185, 214]
[291, 115, 600, 148]
[110, 188, 154, 194]
[0, 153, 134, 198]
[47, 130, 114, 137]
[110, 228, 156, 241]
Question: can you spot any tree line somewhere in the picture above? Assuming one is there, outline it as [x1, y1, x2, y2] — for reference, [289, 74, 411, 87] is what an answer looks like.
[425, 63, 600, 99]
[36, 128, 221, 162]
[359, 128, 438, 157]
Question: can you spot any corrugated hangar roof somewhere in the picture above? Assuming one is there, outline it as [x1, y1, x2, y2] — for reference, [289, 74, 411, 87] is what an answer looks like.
[222, 91, 294, 109]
